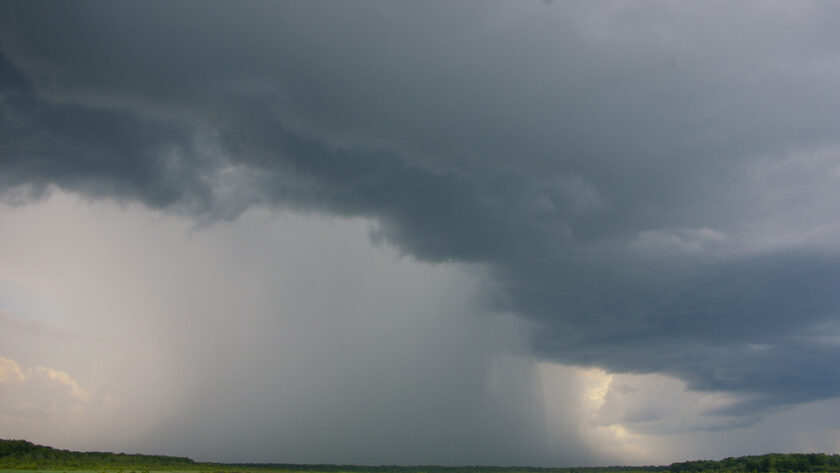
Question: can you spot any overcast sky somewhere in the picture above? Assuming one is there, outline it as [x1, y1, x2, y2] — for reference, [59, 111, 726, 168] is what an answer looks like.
[2, 0, 840, 466]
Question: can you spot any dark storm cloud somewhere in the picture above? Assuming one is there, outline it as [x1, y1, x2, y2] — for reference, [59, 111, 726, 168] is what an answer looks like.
[3, 0, 840, 427]
[0, 53, 220, 212]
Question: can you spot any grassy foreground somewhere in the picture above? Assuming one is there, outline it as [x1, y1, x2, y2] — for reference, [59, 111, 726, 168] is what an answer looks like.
[1, 439, 838, 473]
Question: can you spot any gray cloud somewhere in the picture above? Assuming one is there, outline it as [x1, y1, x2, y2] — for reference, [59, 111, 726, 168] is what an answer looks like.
[2, 0, 840, 444]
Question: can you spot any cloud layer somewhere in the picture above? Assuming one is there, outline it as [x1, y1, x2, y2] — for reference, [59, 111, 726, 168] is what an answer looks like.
[2, 0, 840, 460]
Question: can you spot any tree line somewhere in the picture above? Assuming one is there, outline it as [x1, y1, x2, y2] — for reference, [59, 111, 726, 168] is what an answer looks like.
[669, 454, 840, 473]
[0, 439, 196, 469]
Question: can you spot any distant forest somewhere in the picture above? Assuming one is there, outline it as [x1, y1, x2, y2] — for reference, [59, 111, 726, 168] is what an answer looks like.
[0, 440, 196, 470]
[0, 439, 195, 469]
[669, 454, 840, 473]
[0, 439, 838, 473]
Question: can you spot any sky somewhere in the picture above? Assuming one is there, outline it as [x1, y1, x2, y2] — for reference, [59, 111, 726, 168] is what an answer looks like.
[1, 0, 840, 466]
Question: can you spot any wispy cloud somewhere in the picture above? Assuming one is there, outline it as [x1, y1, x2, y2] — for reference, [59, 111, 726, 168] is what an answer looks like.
[0, 356, 115, 421]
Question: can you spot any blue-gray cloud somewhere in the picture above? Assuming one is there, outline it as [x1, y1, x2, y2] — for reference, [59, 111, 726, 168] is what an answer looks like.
[2, 0, 840, 432]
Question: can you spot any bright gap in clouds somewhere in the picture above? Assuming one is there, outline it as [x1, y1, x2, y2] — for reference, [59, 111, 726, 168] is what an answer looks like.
[539, 364, 840, 465]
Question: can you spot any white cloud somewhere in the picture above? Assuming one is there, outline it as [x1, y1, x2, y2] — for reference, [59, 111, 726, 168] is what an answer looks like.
[0, 357, 26, 384]
[0, 355, 115, 425]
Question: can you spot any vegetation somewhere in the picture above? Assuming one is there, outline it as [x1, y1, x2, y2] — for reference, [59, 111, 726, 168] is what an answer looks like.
[670, 454, 840, 473]
[0, 440, 194, 470]
[0, 439, 837, 473]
